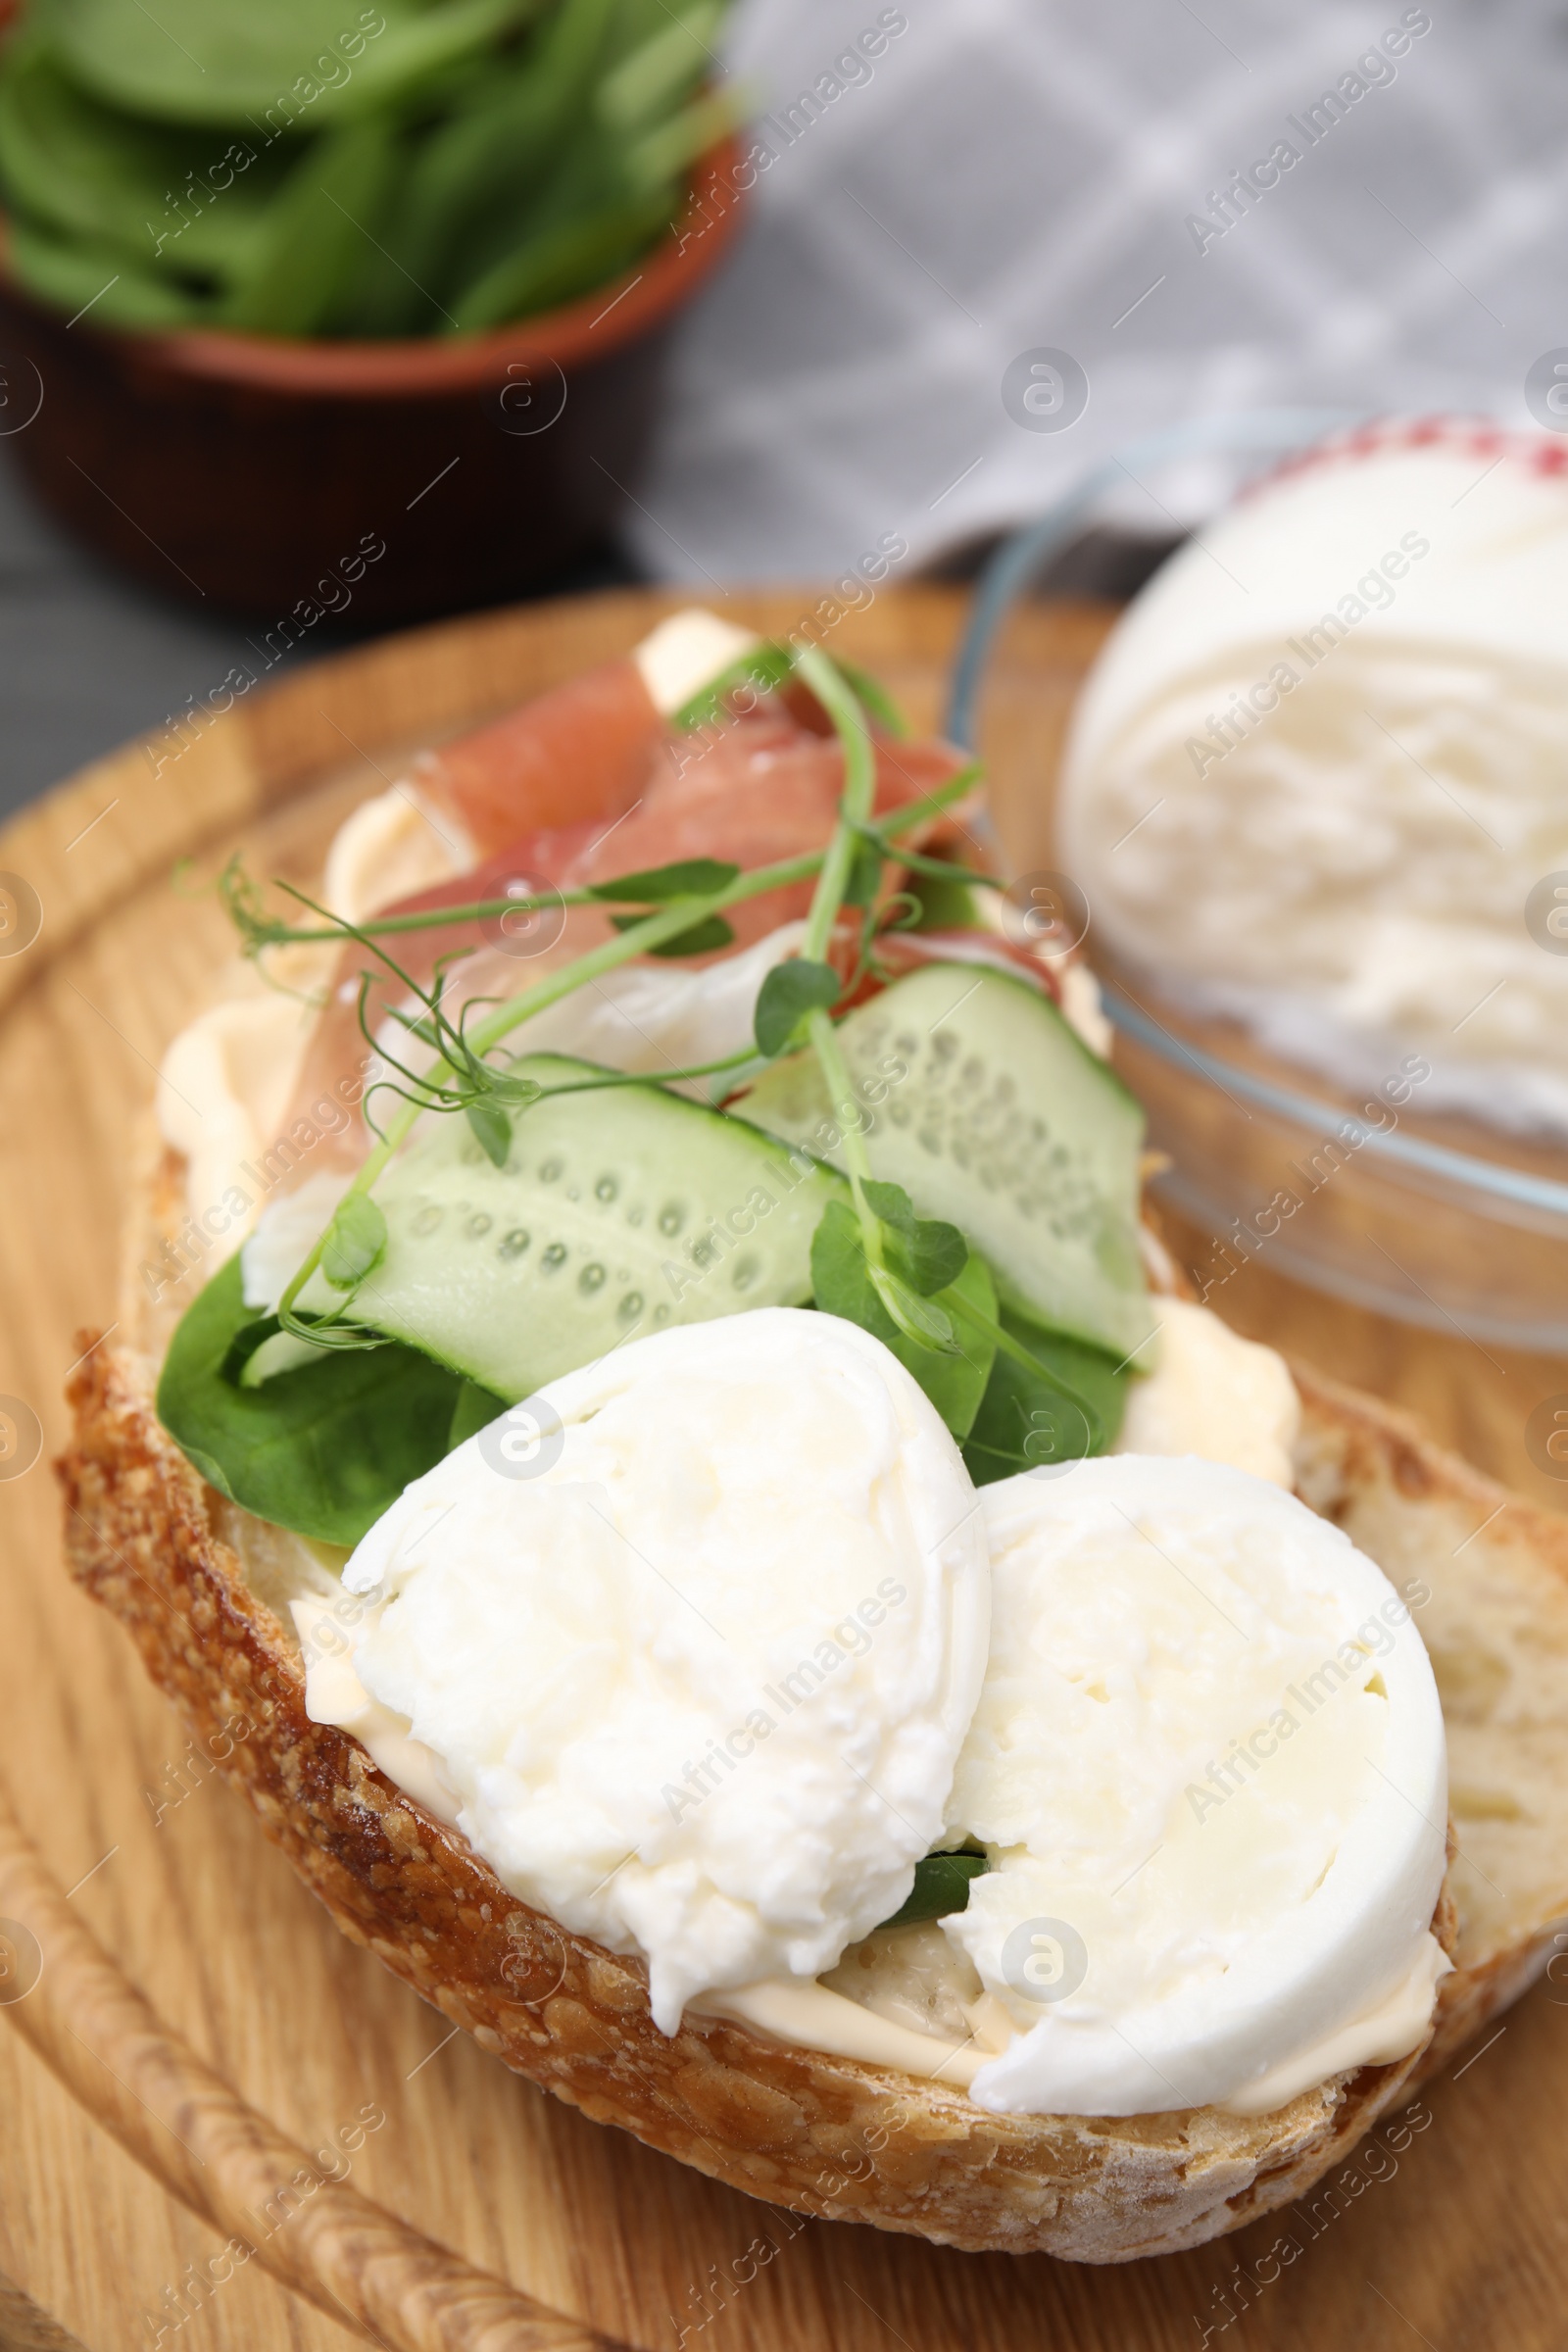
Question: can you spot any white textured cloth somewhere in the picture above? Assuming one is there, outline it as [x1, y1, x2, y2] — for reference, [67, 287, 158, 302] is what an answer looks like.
[631, 0, 1568, 582]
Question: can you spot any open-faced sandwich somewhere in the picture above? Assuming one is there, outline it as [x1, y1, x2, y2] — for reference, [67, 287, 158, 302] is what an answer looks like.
[62, 612, 1568, 2262]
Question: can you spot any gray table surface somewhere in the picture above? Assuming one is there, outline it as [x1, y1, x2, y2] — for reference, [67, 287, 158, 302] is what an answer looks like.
[0, 445, 648, 828]
[0, 446, 288, 824]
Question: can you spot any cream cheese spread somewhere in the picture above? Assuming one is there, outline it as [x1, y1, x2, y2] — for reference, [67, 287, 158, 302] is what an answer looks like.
[157, 994, 322, 1240]
[321, 785, 464, 924]
[1114, 1298, 1300, 1487]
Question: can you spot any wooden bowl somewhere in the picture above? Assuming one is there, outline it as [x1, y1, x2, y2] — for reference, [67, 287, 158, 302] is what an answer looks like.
[0, 136, 746, 623]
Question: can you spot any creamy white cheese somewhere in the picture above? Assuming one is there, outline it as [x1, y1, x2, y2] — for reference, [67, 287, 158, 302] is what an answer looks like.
[1059, 435, 1568, 1133]
[321, 787, 465, 923]
[946, 1455, 1448, 2117]
[1115, 1299, 1300, 1488]
[315, 1310, 990, 2034]
[633, 608, 760, 714]
[157, 994, 320, 1239]
[290, 1592, 462, 1827]
[294, 1332, 1441, 2118]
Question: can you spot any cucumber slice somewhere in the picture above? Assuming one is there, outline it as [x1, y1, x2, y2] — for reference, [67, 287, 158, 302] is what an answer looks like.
[734, 964, 1152, 1358]
[345, 1055, 847, 1398]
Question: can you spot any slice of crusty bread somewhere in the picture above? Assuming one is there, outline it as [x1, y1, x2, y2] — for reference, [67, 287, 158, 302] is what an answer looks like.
[1291, 1362, 1568, 2081]
[52, 1140, 1568, 2262]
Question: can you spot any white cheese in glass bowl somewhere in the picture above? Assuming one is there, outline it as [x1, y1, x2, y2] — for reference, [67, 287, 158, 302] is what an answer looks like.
[1059, 426, 1568, 1135]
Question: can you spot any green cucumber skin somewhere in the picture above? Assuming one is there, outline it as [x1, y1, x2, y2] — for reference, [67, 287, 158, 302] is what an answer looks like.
[735, 964, 1153, 1358]
[359, 1055, 847, 1398]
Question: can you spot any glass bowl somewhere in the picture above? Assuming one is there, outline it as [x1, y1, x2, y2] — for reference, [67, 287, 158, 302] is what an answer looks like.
[951, 412, 1568, 1360]
[1100, 970, 1568, 1356]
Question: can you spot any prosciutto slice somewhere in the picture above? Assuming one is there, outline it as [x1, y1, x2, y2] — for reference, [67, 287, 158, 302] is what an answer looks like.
[413, 659, 663, 856]
[284, 680, 973, 1170]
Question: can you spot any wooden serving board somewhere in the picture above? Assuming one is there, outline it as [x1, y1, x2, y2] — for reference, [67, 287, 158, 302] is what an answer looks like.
[1, 585, 1565, 2352]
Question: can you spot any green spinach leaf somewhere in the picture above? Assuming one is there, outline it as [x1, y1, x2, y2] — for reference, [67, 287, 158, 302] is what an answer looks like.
[963, 1307, 1128, 1487]
[37, 0, 531, 129]
[587, 857, 740, 903]
[810, 1200, 997, 1440]
[157, 1252, 480, 1546]
[877, 1850, 988, 1931]
[608, 909, 736, 957]
[448, 1377, 508, 1448]
[5, 0, 741, 339]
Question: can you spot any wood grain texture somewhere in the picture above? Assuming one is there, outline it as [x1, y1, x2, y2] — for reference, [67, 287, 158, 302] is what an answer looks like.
[1, 586, 1567, 2350]
[0, 1787, 601, 2352]
[0, 2272, 90, 2352]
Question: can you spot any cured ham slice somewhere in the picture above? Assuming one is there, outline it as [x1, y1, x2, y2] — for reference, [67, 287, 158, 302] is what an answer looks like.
[413, 659, 663, 856]
[560, 707, 968, 943]
[282, 678, 972, 1171]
